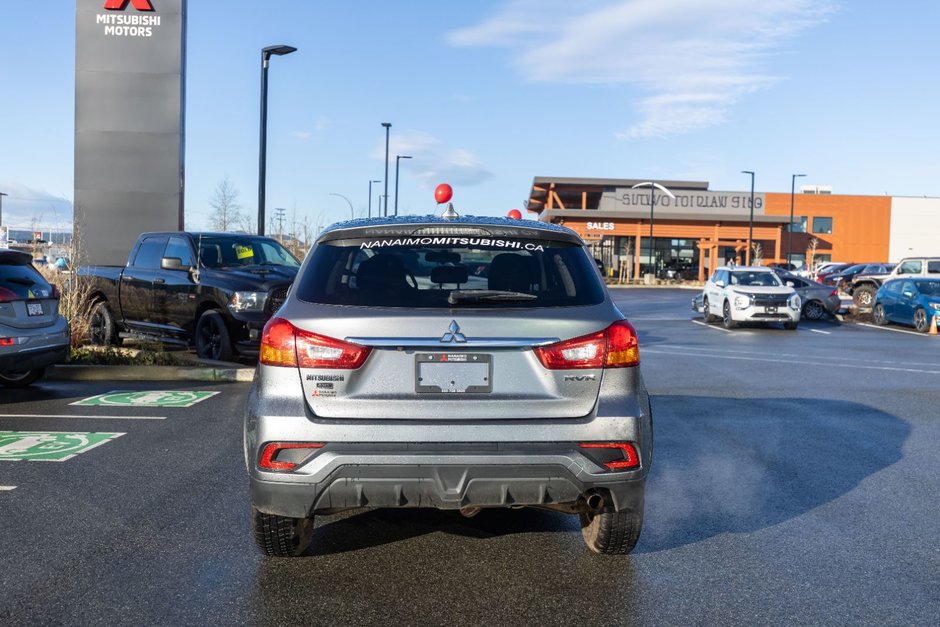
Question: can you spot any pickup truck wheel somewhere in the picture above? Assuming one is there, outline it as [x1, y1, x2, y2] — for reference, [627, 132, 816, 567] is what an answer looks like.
[914, 308, 929, 333]
[252, 507, 314, 557]
[802, 300, 827, 320]
[722, 301, 737, 329]
[88, 301, 121, 346]
[580, 508, 643, 555]
[195, 310, 235, 362]
[872, 303, 887, 325]
[853, 285, 875, 308]
[0, 368, 44, 388]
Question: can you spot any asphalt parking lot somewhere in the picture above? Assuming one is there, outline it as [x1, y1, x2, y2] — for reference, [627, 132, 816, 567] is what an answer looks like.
[1, 287, 938, 626]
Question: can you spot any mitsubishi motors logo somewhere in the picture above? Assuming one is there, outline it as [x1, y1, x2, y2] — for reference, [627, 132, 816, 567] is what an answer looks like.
[440, 321, 467, 343]
[96, 0, 161, 37]
[104, 0, 154, 10]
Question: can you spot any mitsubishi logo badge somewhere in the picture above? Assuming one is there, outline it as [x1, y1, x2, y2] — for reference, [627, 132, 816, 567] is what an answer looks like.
[440, 320, 467, 343]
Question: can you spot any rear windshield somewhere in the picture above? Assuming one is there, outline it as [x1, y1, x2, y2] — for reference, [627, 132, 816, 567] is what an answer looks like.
[295, 236, 606, 308]
[0, 261, 53, 300]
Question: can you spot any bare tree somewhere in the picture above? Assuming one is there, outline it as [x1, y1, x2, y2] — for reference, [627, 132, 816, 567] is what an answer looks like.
[806, 237, 820, 269]
[208, 177, 245, 232]
[751, 242, 764, 266]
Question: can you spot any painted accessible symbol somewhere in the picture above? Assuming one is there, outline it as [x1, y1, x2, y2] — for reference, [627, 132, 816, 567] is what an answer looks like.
[0, 431, 124, 462]
[71, 390, 220, 408]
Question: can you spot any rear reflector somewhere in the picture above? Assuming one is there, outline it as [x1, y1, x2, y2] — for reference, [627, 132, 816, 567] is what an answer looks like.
[534, 320, 639, 369]
[579, 442, 640, 470]
[261, 317, 371, 369]
[258, 442, 324, 471]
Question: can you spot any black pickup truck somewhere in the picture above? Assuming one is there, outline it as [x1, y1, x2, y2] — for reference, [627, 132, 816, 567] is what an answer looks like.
[80, 232, 299, 360]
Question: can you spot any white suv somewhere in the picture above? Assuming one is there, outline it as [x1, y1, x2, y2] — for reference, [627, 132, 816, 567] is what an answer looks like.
[702, 266, 801, 330]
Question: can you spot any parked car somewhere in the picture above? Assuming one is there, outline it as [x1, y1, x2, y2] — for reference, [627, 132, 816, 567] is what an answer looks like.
[0, 249, 70, 387]
[850, 257, 940, 309]
[767, 262, 798, 273]
[872, 277, 940, 332]
[245, 209, 653, 556]
[816, 263, 855, 285]
[80, 232, 299, 361]
[827, 263, 888, 291]
[701, 266, 801, 329]
[777, 273, 841, 320]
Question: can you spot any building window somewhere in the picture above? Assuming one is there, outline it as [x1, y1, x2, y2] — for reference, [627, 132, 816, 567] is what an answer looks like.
[787, 216, 807, 233]
[813, 217, 833, 234]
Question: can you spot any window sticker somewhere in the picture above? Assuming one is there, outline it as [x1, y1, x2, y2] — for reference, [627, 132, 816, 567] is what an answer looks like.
[359, 237, 545, 252]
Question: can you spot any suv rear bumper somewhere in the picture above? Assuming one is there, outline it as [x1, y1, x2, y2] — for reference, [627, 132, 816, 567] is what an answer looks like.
[250, 446, 646, 517]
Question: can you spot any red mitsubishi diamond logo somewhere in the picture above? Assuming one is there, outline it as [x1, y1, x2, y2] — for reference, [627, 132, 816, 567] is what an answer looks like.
[104, 0, 154, 10]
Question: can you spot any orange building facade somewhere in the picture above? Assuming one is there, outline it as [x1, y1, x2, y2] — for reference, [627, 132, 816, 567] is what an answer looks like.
[527, 177, 895, 280]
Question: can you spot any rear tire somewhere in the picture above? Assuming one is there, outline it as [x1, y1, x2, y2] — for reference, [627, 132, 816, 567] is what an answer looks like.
[252, 507, 314, 557]
[802, 300, 827, 321]
[722, 301, 737, 329]
[195, 310, 235, 361]
[0, 368, 44, 388]
[580, 508, 643, 555]
[88, 301, 121, 346]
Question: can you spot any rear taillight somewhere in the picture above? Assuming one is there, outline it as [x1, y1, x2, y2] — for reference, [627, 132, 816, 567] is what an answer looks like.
[258, 442, 324, 471]
[0, 338, 14, 347]
[0, 287, 17, 303]
[51, 284, 61, 299]
[579, 442, 640, 471]
[829, 289, 838, 298]
[260, 317, 371, 369]
[534, 320, 639, 369]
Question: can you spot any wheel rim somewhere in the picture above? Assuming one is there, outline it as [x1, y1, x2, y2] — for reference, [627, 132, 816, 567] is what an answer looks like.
[858, 291, 872, 306]
[804, 301, 825, 320]
[723, 303, 732, 326]
[915, 310, 928, 332]
[703, 298, 709, 316]
[197, 318, 222, 359]
[873, 305, 885, 324]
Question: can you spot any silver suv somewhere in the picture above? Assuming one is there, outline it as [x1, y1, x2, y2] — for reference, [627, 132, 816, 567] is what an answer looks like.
[245, 210, 652, 556]
[0, 249, 70, 387]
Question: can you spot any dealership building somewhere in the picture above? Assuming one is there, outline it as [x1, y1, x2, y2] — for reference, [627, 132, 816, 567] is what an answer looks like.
[526, 176, 940, 280]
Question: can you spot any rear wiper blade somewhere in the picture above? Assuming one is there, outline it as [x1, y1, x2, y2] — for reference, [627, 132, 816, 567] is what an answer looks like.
[447, 290, 537, 305]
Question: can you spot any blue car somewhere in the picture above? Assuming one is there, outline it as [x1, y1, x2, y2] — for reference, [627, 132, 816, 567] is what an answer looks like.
[872, 278, 940, 333]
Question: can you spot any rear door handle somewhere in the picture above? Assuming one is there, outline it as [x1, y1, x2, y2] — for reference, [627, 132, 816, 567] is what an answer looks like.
[153, 278, 166, 285]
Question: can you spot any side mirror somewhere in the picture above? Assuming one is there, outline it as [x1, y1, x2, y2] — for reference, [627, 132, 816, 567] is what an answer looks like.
[715, 280, 726, 287]
[160, 256, 190, 272]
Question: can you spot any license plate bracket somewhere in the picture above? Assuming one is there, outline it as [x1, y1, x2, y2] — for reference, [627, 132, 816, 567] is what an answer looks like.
[766, 306, 778, 314]
[415, 353, 492, 394]
[26, 302, 43, 317]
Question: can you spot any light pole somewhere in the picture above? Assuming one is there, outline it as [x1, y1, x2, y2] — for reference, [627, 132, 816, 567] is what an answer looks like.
[788, 173, 806, 267]
[0, 191, 7, 230]
[394, 155, 412, 216]
[368, 180, 381, 218]
[631, 181, 676, 276]
[381, 122, 391, 217]
[329, 193, 355, 220]
[742, 170, 755, 265]
[257, 44, 297, 235]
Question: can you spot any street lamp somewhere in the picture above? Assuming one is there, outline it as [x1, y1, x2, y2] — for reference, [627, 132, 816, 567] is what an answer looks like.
[631, 181, 676, 276]
[328, 193, 355, 220]
[368, 179, 381, 218]
[788, 173, 807, 267]
[394, 155, 412, 216]
[741, 171, 755, 265]
[257, 44, 297, 235]
[381, 123, 391, 217]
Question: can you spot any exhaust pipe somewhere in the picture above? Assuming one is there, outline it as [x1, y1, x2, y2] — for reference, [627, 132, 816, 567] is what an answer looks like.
[586, 492, 605, 511]
[459, 506, 482, 518]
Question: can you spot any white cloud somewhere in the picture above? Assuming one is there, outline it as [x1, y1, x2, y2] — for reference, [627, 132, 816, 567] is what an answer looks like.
[371, 131, 493, 189]
[0, 182, 73, 229]
[290, 130, 313, 140]
[449, 0, 836, 138]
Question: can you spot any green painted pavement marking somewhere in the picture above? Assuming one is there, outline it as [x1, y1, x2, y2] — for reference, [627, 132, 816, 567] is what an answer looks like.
[0, 431, 124, 462]
[71, 390, 220, 408]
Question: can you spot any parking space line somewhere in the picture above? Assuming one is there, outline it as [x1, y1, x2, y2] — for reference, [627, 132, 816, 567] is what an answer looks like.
[643, 348, 940, 374]
[690, 319, 734, 333]
[656, 343, 940, 367]
[809, 329, 831, 335]
[0, 414, 166, 420]
[0, 486, 16, 491]
[855, 322, 935, 337]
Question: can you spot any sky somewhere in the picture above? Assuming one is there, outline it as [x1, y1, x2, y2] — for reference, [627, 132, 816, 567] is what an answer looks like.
[2, 0, 940, 235]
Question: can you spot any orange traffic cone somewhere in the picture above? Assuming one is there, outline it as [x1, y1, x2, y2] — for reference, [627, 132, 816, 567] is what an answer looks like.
[930, 314, 938, 336]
